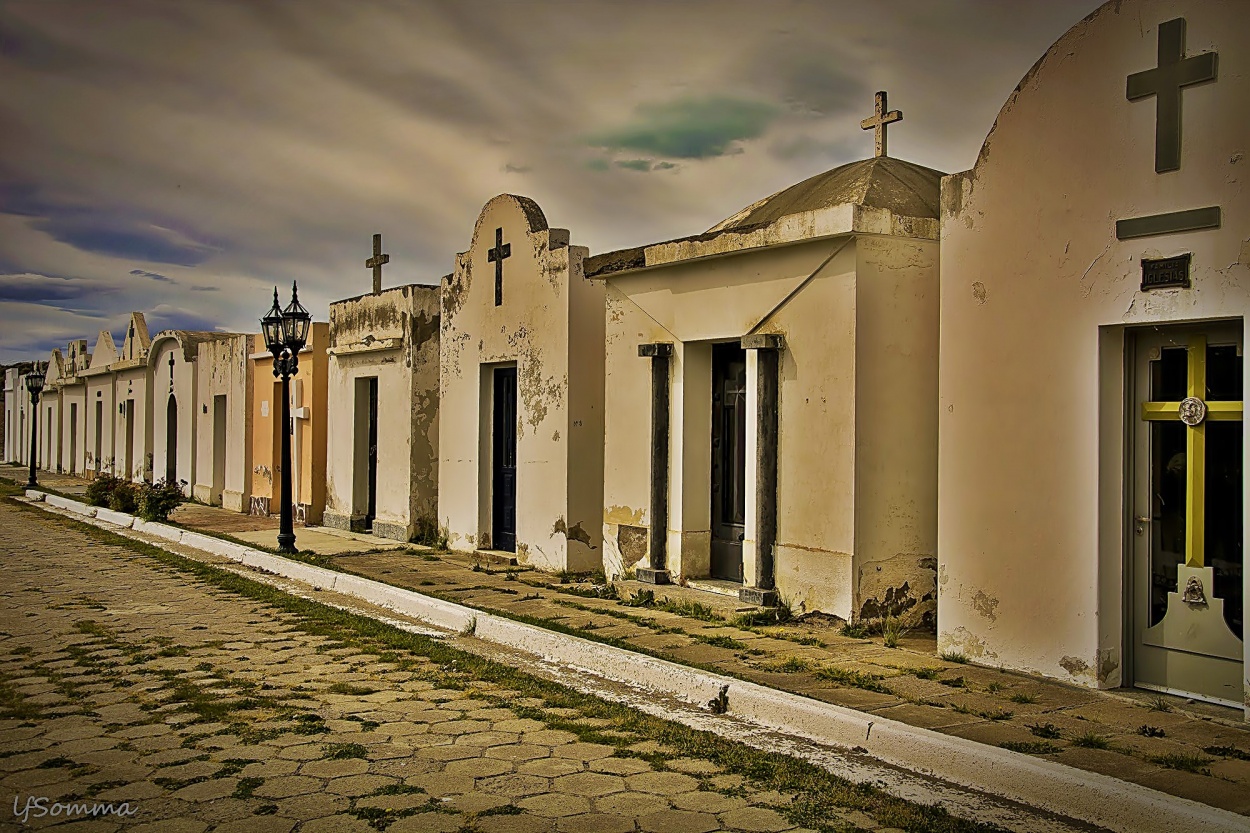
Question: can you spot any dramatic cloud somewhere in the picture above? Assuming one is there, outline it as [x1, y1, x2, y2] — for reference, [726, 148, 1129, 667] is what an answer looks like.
[0, 0, 1105, 364]
[587, 97, 780, 161]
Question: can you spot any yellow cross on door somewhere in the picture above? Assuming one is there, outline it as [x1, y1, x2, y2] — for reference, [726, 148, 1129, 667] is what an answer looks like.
[1141, 334, 1244, 567]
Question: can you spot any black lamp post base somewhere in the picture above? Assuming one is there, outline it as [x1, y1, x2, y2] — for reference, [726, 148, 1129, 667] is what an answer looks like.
[25, 476, 37, 490]
[277, 534, 298, 554]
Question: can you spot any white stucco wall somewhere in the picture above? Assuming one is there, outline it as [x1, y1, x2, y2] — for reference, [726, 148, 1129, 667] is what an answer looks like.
[937, 0, 1249, 704]
[439, 194, 603, 572]
[602, 233, 939, 619]
[150, 334, 201, 493]
[193, 334, 253, 510]
[324, 285, 440, 541]
[112, 364, 153, 482]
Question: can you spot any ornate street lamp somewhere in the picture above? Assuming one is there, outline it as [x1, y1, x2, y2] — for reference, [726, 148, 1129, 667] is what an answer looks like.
[24, 362, 46, 489]
[261, 282, 312, 554]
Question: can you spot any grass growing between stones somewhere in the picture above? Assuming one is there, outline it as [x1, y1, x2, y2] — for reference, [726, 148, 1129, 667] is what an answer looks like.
[14, 499, 1010, 833]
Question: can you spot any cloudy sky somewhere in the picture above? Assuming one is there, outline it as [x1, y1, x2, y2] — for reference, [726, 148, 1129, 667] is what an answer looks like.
[0, 0, 1103, 364]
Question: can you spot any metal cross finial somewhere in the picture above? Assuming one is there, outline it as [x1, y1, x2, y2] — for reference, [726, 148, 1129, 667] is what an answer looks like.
[366, 233, 390, 295]
[1126, 18, 1218, 174]
[487, 227, 511, 306]
[860, 91, 902, 158]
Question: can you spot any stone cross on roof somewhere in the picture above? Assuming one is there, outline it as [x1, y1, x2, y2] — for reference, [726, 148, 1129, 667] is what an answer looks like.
[860, 91, 902, 158]
[1126, 17, 1217, 174]
[366, 233, 390, 295]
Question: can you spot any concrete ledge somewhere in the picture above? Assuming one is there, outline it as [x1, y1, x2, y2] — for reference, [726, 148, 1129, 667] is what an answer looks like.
[371, 520, 412, 542]
[24, 490, 45, 501]
[94, 507, 135, 528]
[132, 519, 184, 544]
[179, 531, 253, 561]
[46, 495, 96, 517]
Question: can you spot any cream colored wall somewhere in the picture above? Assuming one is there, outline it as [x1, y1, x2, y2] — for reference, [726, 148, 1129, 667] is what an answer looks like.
[325, 287, 439, 540]
[83, 373, 116, 475]
[60, 381, 87, 477]
[851, 236, 940, 623]
[193, 335, 252, 510]
[439, 195, 601, 571]
[604, 238, 879, 616]
[601, 283, 667, 577]
[112, 365, 152, 482]
[937, 0, 1250, 696]
[149, 337, 198, 493]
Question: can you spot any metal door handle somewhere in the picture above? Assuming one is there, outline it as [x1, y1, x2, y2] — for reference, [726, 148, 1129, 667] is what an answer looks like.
[1135, 516, 1151, 523]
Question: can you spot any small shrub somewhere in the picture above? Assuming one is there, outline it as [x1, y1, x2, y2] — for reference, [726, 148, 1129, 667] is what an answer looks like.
[815, 666, 892, 694]
[769, 656, 811, 674]
[1148, 694, 1172, 712]
[107, 482, 139, 514]
[1203, 745, 1250, 761]
[986, 682, 1004, 694]
[1001, 741, 1061, 755]
[85, 473, 124, 507]
[623, 589, 655, 608]
[910, 666, 940, 680]
[1148, 753, 1212, 774]
[411, 516, 449, 549]
[1072, 731, 1111, 749]
[940, 650, 969, 664]
[938, 676, 966, 688]
[1029, 722, 1061, 739]
[693, 633, 747, 650]
[982, 709, 1014, 721]
[1137, 725, 1166, 738]
[137, 479, 186, 522]
[840, 623, 870, 639]
[1010, 692, 1037, 704]
[881, 616, 906, 649]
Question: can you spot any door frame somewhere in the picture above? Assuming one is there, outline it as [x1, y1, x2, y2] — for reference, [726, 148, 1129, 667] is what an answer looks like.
[1125, 320, 1244, 708]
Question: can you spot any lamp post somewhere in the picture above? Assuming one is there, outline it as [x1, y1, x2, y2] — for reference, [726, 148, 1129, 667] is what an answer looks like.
[24, 362, 46, 489]
[261, 282, 311, 554]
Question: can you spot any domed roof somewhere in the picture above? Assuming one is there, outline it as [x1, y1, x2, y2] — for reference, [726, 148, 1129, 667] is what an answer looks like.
[706, 156, 944, 234]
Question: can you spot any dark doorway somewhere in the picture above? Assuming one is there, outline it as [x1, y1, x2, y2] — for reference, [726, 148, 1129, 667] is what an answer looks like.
[124, 399, 134, 480]
[69, 403, 78, 475]
[491, 366, 518, 552]
[165, 395, 178, 483]
[710, 343, 747, 581]
[365, 378, 379, 529]
[94, 400, 103, 472]
[212, 395, 227, 503]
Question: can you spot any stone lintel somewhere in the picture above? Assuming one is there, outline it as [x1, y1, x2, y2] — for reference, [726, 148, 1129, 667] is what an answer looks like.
[740, 334, 785, 351]
[638, 342, 673, 358]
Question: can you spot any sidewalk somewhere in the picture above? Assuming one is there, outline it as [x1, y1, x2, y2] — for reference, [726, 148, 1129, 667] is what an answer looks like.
[8, 464, 1250, 817]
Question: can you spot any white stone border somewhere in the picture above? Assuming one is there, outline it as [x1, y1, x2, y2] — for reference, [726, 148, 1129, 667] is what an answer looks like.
[22, 490, 1247, 833]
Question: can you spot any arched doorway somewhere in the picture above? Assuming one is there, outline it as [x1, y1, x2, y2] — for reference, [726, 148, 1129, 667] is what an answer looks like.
[165, 395, 178, 483]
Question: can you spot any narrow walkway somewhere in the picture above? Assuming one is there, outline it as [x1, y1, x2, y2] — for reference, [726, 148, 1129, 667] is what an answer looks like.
[9, 464, 1250, 817]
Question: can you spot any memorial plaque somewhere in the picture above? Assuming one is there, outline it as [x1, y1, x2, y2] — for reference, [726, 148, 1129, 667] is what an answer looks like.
[1141, 253, 1191, 290]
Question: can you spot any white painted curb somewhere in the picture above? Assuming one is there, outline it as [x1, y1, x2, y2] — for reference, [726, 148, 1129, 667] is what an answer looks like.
[94, 507, 135, 528]
[24, 489, 44, 501]
[45, 494, 95, 517]
[131, 519, 185, 544]
[28, 493, 1248, 833]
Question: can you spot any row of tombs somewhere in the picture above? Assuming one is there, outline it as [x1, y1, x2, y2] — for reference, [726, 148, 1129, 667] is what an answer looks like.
[3, 1, 1247, 714]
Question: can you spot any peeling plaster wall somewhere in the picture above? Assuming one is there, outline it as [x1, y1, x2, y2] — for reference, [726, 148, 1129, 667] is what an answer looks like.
[439, 195, 604, 571]
[852, 236, 940, 626]
[325, 285, 440, 541]
[192, 335, 253, 510]
[937, 0, 1250, 700]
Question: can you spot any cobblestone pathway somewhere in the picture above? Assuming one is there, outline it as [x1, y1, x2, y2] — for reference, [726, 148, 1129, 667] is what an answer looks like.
[0, 500, 997, 833]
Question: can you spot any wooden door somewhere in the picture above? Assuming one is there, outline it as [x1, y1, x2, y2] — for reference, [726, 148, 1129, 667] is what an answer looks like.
[492, 366, 518, 552]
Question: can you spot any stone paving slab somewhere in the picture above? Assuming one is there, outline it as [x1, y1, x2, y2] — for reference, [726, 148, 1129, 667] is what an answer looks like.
[9, 468, 1250, 821]
[0, 491, 1005, 832]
